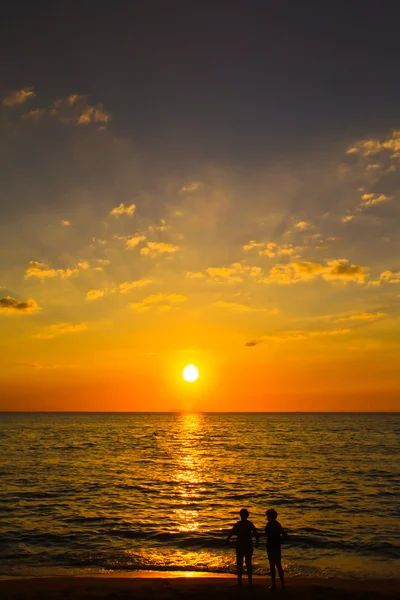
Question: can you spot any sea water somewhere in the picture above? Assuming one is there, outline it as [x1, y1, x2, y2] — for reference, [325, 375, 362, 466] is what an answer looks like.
[0, 412, 399, 578]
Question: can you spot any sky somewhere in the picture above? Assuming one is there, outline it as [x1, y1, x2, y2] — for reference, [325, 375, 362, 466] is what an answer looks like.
[1, 1, 400, 411]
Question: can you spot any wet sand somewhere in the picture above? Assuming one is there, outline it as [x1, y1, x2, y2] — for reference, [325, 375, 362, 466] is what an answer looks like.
[0, 576, 399, 600]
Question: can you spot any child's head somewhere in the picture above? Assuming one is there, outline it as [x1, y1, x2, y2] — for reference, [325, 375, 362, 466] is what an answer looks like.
[239, 508, 249, 520]
[266, 508, 278, 521]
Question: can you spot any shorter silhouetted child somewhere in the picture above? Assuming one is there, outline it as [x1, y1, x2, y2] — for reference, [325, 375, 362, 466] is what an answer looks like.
[227, 508, 259, 585]
[265, 508, 288, 591]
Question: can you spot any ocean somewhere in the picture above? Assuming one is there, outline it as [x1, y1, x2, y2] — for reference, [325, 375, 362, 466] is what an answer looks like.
[0, 412, 399, 579]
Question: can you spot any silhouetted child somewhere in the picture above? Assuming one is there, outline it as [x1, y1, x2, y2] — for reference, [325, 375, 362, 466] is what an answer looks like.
[265, 508, 288, 591]
[227, 508, 259, 585]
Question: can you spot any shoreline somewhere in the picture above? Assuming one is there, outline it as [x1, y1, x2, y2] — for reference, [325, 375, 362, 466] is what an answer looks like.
[0, 575, 399, 599]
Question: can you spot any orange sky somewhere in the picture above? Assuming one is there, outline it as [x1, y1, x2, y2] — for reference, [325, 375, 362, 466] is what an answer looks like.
[1, 89, 400, 412]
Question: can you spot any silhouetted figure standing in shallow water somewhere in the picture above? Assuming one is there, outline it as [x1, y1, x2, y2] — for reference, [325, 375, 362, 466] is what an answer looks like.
[265, 508, 288, 591]
[227, 508, 259, 585]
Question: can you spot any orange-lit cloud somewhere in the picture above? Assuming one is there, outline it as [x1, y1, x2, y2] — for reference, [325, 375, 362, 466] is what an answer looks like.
[125, 235, 146, 249]
[22, 93, 110, 126]
[335, 311, 386, 322]
[140, 242, 179, 257]
[129, 292, 187, 312]
[213, 301, 278, 313]
[260, 259, 368, 285]
[261, 328, 351, 342]
[25, 261, 79, 280]
[119, 279, 153, 293]
[2, 87, 36, 106]
[33, 322, 87, 339]
[243, 240, 301, 257]
[86, 289, 105, 301]
[0, 296, 39, 314]
[110, 203, 136, 216]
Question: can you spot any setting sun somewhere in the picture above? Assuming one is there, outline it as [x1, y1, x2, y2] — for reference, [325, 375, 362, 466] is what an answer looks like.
[182, 364, 199, 383]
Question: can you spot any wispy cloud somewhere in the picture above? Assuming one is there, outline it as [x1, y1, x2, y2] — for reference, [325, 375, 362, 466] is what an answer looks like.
[186, 271, 206, 279]
[61, 219, 71, 227]
[180, 182, 201, 193]
[34, 322, 87, 339]
[86, 289, 105, 301]
[214, 301, 278, 313]
[3, 87, 36, 107]
[119, 279, 152, 293]
[261, 328, 351, 342]
[129, 293, 187, 312]
[243, 240, 302, 257]
[335, 311, 386, 322]
[22, 93, 110, 126]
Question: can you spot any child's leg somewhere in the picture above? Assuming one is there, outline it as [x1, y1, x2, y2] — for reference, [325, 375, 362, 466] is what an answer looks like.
[276, 558, 284, 589]
[244, 550, 253, 584]
[268, 559, 276, 590]
[236, 549, 244, 584]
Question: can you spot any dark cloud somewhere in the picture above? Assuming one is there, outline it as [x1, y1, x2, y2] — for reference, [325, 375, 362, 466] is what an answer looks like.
[0, 296, 39, 314]
[245, 340, 263, 347]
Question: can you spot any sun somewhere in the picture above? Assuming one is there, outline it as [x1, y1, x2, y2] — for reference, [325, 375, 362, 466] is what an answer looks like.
[182, 364, 199, 383]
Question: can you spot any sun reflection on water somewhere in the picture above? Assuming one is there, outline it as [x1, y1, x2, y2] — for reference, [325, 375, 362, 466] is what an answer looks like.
[173, 413, 204, 533]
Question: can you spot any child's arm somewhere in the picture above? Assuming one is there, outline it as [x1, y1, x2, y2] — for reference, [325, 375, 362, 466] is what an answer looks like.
[226, 525, 236, 543]
[254, 526, 259, 546]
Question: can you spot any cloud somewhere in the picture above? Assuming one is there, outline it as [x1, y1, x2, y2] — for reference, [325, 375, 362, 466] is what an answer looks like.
[259, 259, 368, 285]
[129, 292, 187, 312]
[25, 260, 98, 280]
[346, 130, 400, 161]
[379, 270, 400, 284]
[245, 340, 263, 347]
[97, 259, 110, 266]
[125, 235, 146, 249]
[61, 220, 71, 227]
[214, 301, 279, 313]
[86, 289, 105, 301]
[180, 182, 202, 193]
[22, 93, 111, 126]
[140, 242, 179, 257]
[77, 260, 90, 270]
[262, 328, 351, 342]
[294, 220, 312, 230]
[203, 262, 260, 284]
[360, 193, 392, 208]
[206, 266, 244, 283]
[119, 279, 152, 293]
[33, 322, 87, 339]
[25, 261, 79, 280]
[85, 279, 153, 300]
[243, 240, 301, 257]
[186, 271, 206, 279]
[110, 202, 136, 216]
[322, 260, 369, 283]
[3, 87, 35, 107]
[335, 311, 386, 322]
[0, 296, 39, 314]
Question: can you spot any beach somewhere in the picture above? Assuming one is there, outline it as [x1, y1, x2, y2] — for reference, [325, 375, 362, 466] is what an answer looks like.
[1, 575, 399, 600]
